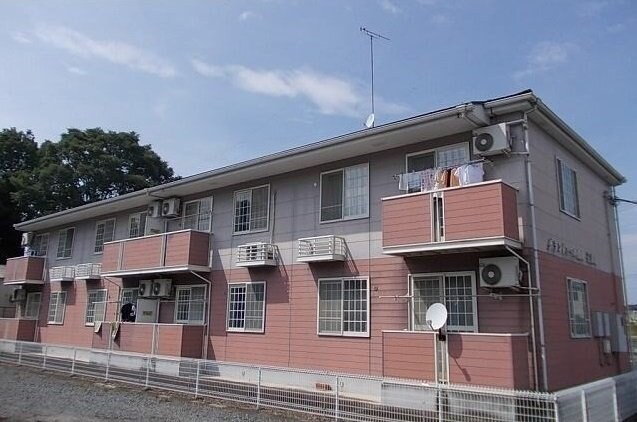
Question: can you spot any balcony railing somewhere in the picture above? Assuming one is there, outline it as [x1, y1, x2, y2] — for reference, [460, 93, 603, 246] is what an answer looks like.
[298, 235, 346, 262]
[236, 243, 277, 267]
[101, 229, 211, 277]
[75, 263, 102, 280]
[381, 180, 520, 255]
[3, 256, 45, 285]
[49, 266, 76, 282]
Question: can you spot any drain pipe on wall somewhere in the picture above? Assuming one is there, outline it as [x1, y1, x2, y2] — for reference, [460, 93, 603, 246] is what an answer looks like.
[506, 246, 539, 390]
[520, 112, 550, 391]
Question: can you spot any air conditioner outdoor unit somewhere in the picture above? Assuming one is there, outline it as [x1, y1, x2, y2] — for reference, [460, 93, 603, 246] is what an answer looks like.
[479, 257, 520, 288]
[152, 279, 172, 297]
[9, 288, 26, 303]
[21, 232, 33, 247]
[473, 123, 510, 156]
[147, 201, 162, 218]
[161, 198, 181, 217]
[139, 280, 153, 297]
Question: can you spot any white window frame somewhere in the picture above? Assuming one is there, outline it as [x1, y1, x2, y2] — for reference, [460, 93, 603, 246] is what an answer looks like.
[567, 278, 591, 338]
[174, 284, 207, 324]
[120, 287, 139, 305]
[128, 212, 147, 238]
[405, 142, 471, 173]
[233, 185, 270, 235]
[182, 197, 213, 232]
[409, 271, 478, 333]
[47, 291, 67, 325]
[56, 227, 75, 259]
[319, 163, 370, 223]
[31, 233, 49, 257]
[226, 281, 267, 333]
[556, 157, 581, 219]
[316, 277, 370, 337]
[85, 289, 108, 326]
[94, 218, 116, 254]
[22, 292, 41, 319]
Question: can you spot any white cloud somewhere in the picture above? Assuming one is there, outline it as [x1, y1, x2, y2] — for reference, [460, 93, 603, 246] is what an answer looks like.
[11, 31, 31, 44]
[66, 66, 87, 76]
[191, 60, 408, 118]
[430, 14, 450, 25]
[577, 1, 609, 18]
[379, 0, 401, 14]
[35, 25, 176, 78]
[239, 10, 258, 21]
[514, 41, 576, 79]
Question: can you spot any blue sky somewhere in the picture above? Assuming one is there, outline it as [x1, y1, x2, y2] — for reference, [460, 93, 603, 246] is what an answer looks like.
[1, 0, 636, 299]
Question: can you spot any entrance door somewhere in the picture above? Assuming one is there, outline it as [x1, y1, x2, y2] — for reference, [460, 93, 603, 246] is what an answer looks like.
[135, 299, 159, 323]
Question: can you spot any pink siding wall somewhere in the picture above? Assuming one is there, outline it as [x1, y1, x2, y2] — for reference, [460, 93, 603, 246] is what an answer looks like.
[4, 256, 45, 283]
[538, 251, 629, 390]
[0, 318, 37, 341]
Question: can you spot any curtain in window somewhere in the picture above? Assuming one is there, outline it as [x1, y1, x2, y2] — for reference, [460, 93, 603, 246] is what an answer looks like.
[318, 280, 343, 333]
[343, 165, 368, 218]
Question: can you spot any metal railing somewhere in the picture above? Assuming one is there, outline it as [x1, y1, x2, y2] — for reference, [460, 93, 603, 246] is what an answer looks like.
[75, 263, 102, 279]
[298, 235, 346, 261]
[236, 243, 276, 265]
[0, 338, 563, 421]
[48, 266, 75, 280]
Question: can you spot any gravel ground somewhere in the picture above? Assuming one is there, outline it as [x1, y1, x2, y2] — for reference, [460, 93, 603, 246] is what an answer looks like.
[0, 363, 314, 421]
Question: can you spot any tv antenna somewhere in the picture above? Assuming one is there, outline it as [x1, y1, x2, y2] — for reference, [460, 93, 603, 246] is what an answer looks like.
[360, 26, 389, 128]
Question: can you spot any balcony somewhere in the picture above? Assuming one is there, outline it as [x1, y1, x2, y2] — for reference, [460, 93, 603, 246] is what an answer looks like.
[298, 235, 346, 263]
[0, 318, 37, 341]
[101, 230, 211, 277]
[381, 180, 520, 255]
[49, 266, 75, 282]
[75, 263, 102, 280]
[236, 243, 277, 267]
[3, 256, 45, 285]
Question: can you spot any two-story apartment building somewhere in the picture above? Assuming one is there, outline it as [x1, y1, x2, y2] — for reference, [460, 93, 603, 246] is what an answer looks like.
[1, 90, 629, 392]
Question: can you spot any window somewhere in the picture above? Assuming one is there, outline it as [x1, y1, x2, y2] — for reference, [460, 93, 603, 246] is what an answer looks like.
[56, 228, 75, 259]
[317, 278, 369, 336]
[406, 143, 470, 173]
[23, 292, 41, 319]
[94, 219, 116, 253]
[411, 272, 477, 332]
[182, 198, 213, 231]
[85, 289, 107, 325]
[567, 278, 591, 338]
[48, 291, 67, 324]
[175, 285, 206, 324]
[128, 212, 147, 238]
[320, 164, 369, 222]
[557, 158, 580, 218]
[31, 233, 49, 257]
[121, 288, 139, 306]
[233, 185, 269, 234]
[227, 282, 266, 332]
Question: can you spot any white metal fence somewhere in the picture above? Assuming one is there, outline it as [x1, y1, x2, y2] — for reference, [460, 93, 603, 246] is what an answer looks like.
[1, 339, 636, 421]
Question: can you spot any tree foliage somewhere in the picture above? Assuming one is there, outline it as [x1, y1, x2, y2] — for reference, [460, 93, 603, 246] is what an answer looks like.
[1, 128, 177, 262]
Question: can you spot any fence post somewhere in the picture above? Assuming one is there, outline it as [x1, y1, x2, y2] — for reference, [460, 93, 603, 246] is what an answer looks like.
[580, 390, 588, 422]
[335, 375, 340, 421]
[17, 342, 23, 365]
[195, 360, 201, 399]
[42, 345, 47, 369]
[553, 396, 560, 422]
[145, 356, 151, 388]
[71, 349, 76, 376]
[612, 382, 619, 422]
[105, 351, 111, 382]
[256, 367, 262, 410]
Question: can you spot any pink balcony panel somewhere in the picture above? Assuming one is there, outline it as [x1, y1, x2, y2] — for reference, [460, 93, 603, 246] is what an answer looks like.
[0, 318, 37, 341]
[3, 256, 45, 284]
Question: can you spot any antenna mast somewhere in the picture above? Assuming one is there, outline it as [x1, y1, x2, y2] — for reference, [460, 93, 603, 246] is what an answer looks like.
[360, 26, 389, 127]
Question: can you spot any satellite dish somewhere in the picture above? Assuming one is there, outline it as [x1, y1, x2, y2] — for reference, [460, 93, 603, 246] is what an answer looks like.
[425, 303, 448, 330]
[364, 113, 375, 128]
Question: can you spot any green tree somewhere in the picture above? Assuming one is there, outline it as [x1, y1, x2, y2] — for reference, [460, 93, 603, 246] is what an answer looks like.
[1, 128, 178, 262]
